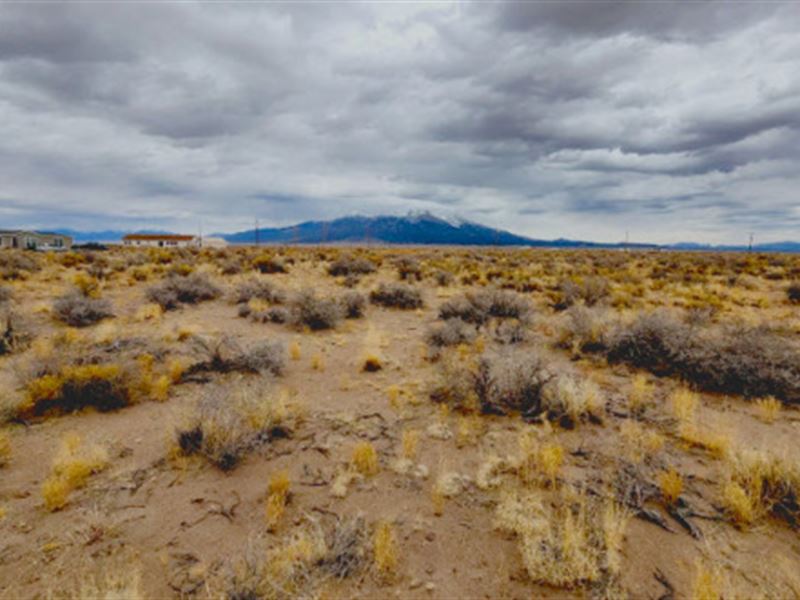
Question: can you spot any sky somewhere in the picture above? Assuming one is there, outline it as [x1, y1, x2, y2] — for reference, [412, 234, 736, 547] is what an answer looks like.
[1, 2, 799, 244]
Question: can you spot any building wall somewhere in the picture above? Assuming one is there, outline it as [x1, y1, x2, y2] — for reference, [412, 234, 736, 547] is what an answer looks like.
[123, 238, 197, 248]
[0, 232, 71, 250]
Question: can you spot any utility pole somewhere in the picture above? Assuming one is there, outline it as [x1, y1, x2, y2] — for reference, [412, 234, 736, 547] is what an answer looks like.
[255, 217, 260, 246]
[198, 220, 203, 248]
[748, 232, 754, 253]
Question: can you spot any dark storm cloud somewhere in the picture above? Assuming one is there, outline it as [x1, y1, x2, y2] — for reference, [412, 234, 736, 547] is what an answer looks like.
[0, 2, 798, 243]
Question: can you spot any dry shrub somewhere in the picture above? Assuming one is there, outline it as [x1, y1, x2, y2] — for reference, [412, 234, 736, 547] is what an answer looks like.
[432, 351, 555, 419]
[175, 381, 299, 471]
[184, 335, 285, 379]
[328, 255, 376, 277]
[224, 517, 366, 599]
[0, 311, 30, 356]
[290, 290, 343, 330]
[369, 283, 423, 309]
[234, 278, 286, 305]
[558, 305, 609, 354]
[394, 256, 422, 281]
[787, 282, 800, 304]
[439, 289, 531, 326]
[53, 291, 113, 327]
[0, 285, 12, 304]
[252, 254, 288, 274]
[495, 488, 630, 589]
[554, 276, 610, 310]
[425, 318, 476, 349]
[340, 291, 366, 319]
[606, 311, 800, 404]
[146, 273, 221, 310]
[41, 433, 108, 511]
[0, 251, 41, 280]
[541, 374, 604, 428]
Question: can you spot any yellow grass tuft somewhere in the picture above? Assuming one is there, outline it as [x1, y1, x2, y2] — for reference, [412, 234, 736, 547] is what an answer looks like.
[495, 487, 630, 588]
[0, 429, 10, 467]
[373, 521, 398, 578]
[517, 432, 564, 487]
[628, 373, 652, 416]
[658, 468, 683, 506]
[289, 340, 302, 361]
[310, 353, 325, 371]
[670, 387, 698, 425]
[135, 302, 163, 322]
[265, 470, 291, 531]
[361, 353, 383, 372]
[691, 561, 723, 600]
[42, 433, 109, 511]
[351, 441, 379, 477]
[754, 396, 781, 424]
[400, 428, 419, 460]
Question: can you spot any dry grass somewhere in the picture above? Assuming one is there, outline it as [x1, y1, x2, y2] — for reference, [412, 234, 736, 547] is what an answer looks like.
[42, 433, 109, 511]
[658, 467, 683, 506]
[0, 429, 10, 467]
[372, 521, 398, 580]
[351, 441, 379, 477]
[495, 487, 630, 589]
[754, 396, 781, 423]
[265, 470, 291, 531]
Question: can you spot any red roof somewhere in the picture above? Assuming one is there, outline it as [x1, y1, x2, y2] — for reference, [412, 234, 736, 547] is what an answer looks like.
[123, 234, 196, 241]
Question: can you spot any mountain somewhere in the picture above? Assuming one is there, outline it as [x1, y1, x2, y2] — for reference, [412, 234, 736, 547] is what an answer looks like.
[219, 212, 634, 248]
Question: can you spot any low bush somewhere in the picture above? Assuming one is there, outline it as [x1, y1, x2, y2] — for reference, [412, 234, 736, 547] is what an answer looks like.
[369, 283, 423, 309]
[787, 283, 800, 304]
[291, 290, 344, 330]
[253, 254, 288, 274]
[433, 270, 454, 287]
[0, 251, 40, 280]
[433, 351, 555, 419]
[604, 311, 800, 403]
[554, 277, 610, 311]
[0, 311, 29, 356]
[175, 381, 298, 470]
[426, 318, 476, 348]
[183, 335, 286, 379]
[340, 291, 366, 319]
[541, 374, 604, 428]
[394, 256, 422, 281]
[233, 278, 286, 305]
[0, 285, 11, 304]
[53, 291, 113, 327]
[328, 255, 376, 277]
[146, 273, 221, 310]
[439, 289, 530, 325]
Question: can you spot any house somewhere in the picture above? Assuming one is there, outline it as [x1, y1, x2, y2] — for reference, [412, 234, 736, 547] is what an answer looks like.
[0, 230, 72, 251]
[122, 234, 199, 248]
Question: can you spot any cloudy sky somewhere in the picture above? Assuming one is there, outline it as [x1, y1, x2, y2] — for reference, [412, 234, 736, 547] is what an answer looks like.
[1, 2, 798, 244]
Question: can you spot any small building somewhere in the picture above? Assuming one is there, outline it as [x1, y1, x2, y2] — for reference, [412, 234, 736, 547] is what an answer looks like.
[0, 230, 72, 251]
[200, 237, 228, 248]
[122, 234, 199, 248]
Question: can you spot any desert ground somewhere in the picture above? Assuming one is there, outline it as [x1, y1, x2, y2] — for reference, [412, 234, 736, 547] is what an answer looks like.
[0, 246, 799, 599]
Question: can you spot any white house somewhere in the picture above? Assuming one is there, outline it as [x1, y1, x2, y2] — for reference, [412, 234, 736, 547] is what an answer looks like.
[0, 230, 72, 251]
[122, 234, 199, 248]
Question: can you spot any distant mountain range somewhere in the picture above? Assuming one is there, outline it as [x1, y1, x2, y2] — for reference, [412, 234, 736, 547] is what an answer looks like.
[53, 213, 800, 252]
[216, 213, 637, 248]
